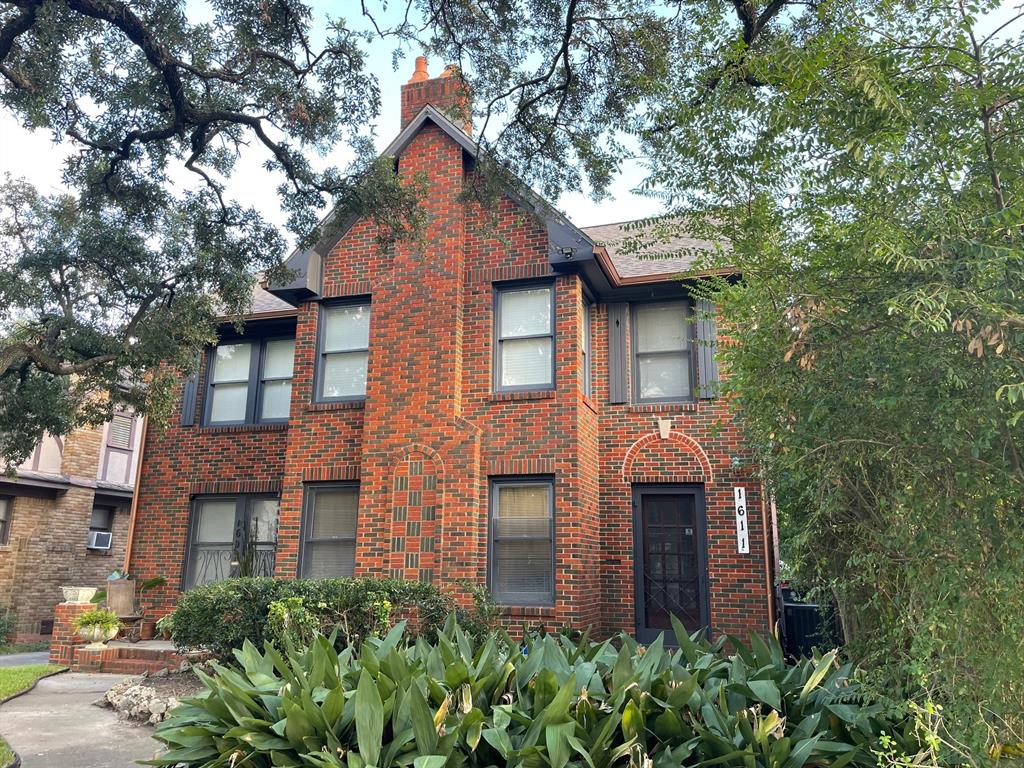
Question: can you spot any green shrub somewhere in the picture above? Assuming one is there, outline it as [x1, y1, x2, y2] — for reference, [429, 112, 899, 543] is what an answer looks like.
[155, 613, 174, 638]
[147, 615, 928, 768]
[0, 608, 12, 644]
[171, 577, 456, 660]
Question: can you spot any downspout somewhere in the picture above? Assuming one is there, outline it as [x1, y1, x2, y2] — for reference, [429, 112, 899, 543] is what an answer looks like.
[122, 415, 148, 574]
[761, 483, 779, 634]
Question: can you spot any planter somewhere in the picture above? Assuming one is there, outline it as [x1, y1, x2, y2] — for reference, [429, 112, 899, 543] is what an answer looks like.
[78, 624, 119, 649]
[140, 619, 157, 641]
[61, 586, 97, 604]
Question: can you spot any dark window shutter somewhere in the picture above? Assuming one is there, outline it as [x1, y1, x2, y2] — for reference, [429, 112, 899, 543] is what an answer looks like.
[179, 353, 201, 426]
[696, 299, 720, 398]
[608, 303, 628, 403]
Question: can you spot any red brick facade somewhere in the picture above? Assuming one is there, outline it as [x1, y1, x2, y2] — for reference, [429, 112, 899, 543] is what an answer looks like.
[127, 64, 777, 639]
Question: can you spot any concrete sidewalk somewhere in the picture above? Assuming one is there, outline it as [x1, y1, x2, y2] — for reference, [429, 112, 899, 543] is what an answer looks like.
[0, 652, 49, 668]
[0, 672, 161, 767]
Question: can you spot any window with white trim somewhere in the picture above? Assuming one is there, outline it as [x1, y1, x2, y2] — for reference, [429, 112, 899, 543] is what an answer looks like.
[495, 285, 554, 390]
[316, 302, 371, 401]
[0, 497, 11, 545]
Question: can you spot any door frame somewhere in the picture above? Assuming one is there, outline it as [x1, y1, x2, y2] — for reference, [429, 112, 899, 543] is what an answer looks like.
[632, 484, 711, 643]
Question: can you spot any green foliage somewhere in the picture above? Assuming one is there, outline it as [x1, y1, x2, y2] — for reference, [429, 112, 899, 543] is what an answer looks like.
[0, 641, 49, 656]
[170, 577, 455, 661]
[146, 615, 927, 768]
[0, 608, 12, 645]
[0, 663, 65, 701]
[155, 613, 174, 639]
[625, 0, 1024, 754]
[72, 607, 120, 632]
[0, 2, 424, 467]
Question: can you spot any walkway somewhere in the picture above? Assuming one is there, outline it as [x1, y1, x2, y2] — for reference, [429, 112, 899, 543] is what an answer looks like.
[0, 652, 49, 668]
[0, 672, 160, 767]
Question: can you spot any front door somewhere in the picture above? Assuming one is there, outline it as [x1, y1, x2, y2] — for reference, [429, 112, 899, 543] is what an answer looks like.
[633, 485, 710, 643]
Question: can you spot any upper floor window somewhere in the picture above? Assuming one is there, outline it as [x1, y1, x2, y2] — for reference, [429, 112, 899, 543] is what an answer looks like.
[317, 302, 371, 401]
[582, 299, 593, 398]
[20, 434, 63, 474]
[204, 338, 295, 425]
[100, 413, 135, 484]
[632, 301, 692, 402]
[0, 497, 11, 545]
[489, 478, 555, 606]
[495, 285, 554, 391]
[300, 484, 359, 577]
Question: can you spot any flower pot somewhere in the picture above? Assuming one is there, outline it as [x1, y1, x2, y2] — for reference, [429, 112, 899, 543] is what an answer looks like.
[62, 586, 98, 604]
[140, 619, 156, 641]
[78, 624, 119, 649]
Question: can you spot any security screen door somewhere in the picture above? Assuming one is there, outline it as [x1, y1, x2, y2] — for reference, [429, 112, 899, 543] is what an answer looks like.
[633, 485, 710, 643]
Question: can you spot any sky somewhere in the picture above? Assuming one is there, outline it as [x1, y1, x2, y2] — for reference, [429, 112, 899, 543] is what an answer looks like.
[0, 1, 1020, 246]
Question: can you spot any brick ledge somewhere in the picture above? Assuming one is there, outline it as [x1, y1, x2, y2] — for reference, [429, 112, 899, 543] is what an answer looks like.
[306, 400, 365, 412]
[627, 402, 699, 414]
[489, 390, 556, 403]
[198, 423, 288, 434]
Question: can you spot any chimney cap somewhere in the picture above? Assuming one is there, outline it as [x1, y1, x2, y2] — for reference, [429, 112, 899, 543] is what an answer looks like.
[408, 56, 429, 83]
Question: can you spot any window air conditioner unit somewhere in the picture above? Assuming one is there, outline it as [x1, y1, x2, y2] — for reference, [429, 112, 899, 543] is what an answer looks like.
[87, 530, 113, 550]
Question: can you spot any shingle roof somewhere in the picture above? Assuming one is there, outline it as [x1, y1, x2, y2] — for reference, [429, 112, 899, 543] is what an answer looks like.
[251, 282, 296, 315]
[581, 220, 720, 279]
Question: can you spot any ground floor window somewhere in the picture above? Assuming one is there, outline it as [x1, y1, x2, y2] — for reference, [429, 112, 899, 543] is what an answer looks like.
[183, 495, 279, 589]
[300, 484, 359, 578]
[87, 505, 116, 550]
[489, 478, 555, 606]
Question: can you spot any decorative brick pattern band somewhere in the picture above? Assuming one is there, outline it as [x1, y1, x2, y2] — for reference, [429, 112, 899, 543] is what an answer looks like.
[321, 279, 374, 299]
[468, 264, 554, 284]
[189, 479, 281, 495]
[486, 458, 556, 476]
[303, 465, 360, 482]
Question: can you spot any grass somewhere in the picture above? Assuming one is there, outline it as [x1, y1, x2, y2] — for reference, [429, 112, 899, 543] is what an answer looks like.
[0, 663, 64, 768]
[0, 641, 50, 655]
[0, 663, 64, 701]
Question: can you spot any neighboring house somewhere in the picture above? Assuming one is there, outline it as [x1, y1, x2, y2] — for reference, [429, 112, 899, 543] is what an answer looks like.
[127, 60, 778, 640]
[0, 414, 142, 642]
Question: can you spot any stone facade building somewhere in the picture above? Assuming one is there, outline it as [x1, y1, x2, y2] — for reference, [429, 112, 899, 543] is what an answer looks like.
[126, 60, 778, 640]
[0, 415, 142, 642]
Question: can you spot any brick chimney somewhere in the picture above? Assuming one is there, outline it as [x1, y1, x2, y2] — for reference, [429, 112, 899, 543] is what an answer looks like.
[400, 56, 472, 133]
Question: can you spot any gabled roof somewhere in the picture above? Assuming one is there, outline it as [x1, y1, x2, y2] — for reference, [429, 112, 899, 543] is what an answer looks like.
[267, 104, 598, 305]
[582, 220, 722, 280]
[264, 104, 726, 310]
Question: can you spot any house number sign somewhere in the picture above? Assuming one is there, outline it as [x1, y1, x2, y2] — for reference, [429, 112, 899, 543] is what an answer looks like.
[734, 487, 750, 554]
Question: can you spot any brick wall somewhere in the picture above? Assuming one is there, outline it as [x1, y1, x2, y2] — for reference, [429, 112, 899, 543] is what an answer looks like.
[127, 78, 776, 639]
[0, 424, 132, 642]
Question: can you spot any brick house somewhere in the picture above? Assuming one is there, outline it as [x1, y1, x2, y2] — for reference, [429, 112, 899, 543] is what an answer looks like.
[126, 60, 778, 640]
[1, 414, 142, 642]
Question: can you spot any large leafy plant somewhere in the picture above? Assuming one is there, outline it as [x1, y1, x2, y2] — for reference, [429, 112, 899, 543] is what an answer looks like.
[146, 616, 924, 768]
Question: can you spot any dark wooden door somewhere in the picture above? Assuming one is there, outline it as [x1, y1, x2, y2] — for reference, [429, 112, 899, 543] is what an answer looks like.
[633, 485, 709, 643]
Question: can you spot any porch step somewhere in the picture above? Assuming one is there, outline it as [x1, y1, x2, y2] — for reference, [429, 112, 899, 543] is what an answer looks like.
[72, 641, 203, 675]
